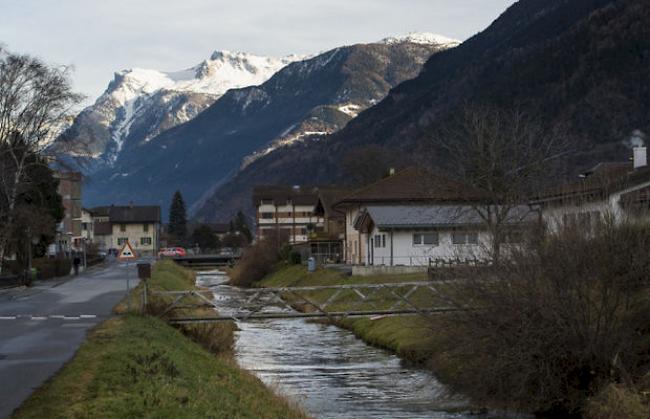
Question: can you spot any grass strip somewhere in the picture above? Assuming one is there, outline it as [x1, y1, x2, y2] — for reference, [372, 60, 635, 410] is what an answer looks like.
[14, 261, 307, 419]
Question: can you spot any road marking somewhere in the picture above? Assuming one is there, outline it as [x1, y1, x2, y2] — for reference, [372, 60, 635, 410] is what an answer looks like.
[0, 314, 99, 321]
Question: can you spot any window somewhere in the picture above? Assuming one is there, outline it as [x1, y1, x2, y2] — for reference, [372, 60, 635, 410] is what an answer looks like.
[140, 237, 152, 246]
[117, 237, 128, 246]
[453, 231, 479, 245]
[143, 223, 149, 232]
[260, 212, 274, 219]
[120, 224, 126, 232]
[374, 234, 387, 248]
[413, 232, 438, 246]
[82, 222, 88, 231]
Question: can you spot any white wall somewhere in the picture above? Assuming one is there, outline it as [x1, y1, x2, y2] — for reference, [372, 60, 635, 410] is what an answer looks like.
[344, 205, 366, 265]
[366, 226, 491, 267]
[541, 179, 650, 232]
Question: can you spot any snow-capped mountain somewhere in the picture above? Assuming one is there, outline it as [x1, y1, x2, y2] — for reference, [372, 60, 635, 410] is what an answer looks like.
[83, 34, 458, 216]
[56, 51, 300, 169]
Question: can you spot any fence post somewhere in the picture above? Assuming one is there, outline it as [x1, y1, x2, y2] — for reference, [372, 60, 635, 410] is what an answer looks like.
[141, 282, 148, 313]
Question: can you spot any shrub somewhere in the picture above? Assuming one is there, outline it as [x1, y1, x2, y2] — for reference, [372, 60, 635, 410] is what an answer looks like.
[430, 223, 650, 416]
[229, 240, 281, 287]
[179, 323, 235, 355]
[33, 259, 56, 279]
[289, 251, 301, 265]
[585, 384, 649, 419]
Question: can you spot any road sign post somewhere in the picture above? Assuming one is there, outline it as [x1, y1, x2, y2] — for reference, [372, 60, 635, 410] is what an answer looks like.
[137, 263, 151, 312]
[117, 241, 138, 312]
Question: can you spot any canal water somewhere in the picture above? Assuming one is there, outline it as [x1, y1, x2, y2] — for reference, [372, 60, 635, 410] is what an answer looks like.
[196, 270, 473, 419]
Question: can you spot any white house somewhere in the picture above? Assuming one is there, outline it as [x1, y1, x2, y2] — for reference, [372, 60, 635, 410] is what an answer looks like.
[334, 167, 534, 267]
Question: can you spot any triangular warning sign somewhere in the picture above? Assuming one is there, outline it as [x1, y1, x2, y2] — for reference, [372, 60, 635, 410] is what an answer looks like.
[118, 240, 137, 260]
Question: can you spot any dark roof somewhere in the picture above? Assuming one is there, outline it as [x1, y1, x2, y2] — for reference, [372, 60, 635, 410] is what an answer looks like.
[534, 162, 650, 204]
[354, 205, 535, 232]
[335, 167, 487, 207]
[314, 187, 354, 218]
[91, 205, 161, 223]
[90, 206, 111, 217]
[253, 185, 321, 207]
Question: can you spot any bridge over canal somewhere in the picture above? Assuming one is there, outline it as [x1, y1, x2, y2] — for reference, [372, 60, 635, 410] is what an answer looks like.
[149, 281, 464, 323]
[171, 254, 240, 268]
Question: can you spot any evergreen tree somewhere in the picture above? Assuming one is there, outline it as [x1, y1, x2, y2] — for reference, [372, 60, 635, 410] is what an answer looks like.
[234, 210, 252, 244]
[168, 190, 187, 242]
[190, 224, 219, 251]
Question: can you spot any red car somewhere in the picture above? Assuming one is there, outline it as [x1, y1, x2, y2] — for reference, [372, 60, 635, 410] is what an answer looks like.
[158, 247, 187, 258]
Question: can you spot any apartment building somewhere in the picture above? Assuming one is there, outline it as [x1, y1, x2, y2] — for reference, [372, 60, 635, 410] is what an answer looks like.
[253, 185, 324, 244]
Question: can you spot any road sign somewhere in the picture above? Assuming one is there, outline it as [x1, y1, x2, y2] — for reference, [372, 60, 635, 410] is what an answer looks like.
[117, 240, 137, 261]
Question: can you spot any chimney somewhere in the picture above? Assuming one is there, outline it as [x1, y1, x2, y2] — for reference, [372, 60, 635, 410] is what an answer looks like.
[633, 147, 647, 170]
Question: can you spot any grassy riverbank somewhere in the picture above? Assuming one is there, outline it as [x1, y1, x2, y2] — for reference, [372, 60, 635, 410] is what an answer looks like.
[14, 261, 307, 419]
[257, 264, 441, 364]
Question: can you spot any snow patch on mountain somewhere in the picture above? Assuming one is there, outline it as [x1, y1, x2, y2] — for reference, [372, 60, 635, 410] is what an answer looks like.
[380, 32, 461, 47]
[62, 50, 303, 168]
[242, 129, 330, 169]
[338, 103, 361, 118]
[109, 51, 300, 100]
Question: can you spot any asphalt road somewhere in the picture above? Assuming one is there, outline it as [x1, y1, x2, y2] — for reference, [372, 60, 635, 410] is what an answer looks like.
[0, 261, 143, 418]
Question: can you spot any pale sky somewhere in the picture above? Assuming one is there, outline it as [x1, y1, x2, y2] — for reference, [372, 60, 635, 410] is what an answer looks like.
[0, 0, 516, 103]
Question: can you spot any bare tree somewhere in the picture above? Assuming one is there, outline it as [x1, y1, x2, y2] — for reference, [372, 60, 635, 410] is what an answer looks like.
[429, 221, 650, 416]
[429, 105, 569, 262]
[0, 47, 82, 271]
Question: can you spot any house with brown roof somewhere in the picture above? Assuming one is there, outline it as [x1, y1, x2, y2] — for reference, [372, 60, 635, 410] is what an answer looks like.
[333, 167, 533, 268]
[534, 146, 650, 231]
[89, 205, 162, 256]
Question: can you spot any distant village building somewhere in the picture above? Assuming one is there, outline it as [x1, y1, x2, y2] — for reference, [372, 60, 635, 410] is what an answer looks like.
[53, 171, 83, 254]
[310, 187, 353, 263]
[534, 146, 650, 230]
[253, 185, 324, 244]
[80, 208, 94, 242]
[89, 205, 162, 256]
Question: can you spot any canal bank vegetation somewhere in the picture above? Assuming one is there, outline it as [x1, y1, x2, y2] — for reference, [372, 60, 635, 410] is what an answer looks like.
[428, 224, 650, 418]
[14, 260, 308, 419]
[255, 225, 650, 418]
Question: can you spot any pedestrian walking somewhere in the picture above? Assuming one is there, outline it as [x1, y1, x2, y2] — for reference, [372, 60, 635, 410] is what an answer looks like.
[73, 255, 81, 275]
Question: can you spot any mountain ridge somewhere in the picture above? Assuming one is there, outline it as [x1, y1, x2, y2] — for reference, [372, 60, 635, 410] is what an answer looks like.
[194, 0, 650, 223]
[80, 35, 456, 217]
